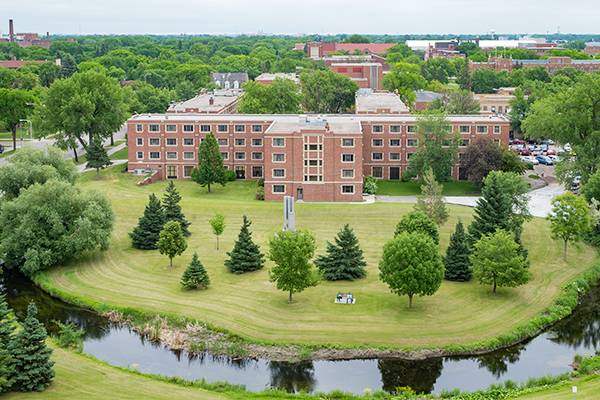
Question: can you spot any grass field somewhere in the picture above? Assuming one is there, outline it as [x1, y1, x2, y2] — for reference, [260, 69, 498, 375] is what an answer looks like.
[376, 180, 480, 196]
[110, 146, 128, 160]
[38, 166, 597, 349]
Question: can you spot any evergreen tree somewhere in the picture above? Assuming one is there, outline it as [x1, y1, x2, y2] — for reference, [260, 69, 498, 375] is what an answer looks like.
[467, 173, 512, 246]
[444, 221, 471, 281]
[162, 181, 191, 236]
[85, 140, 112, 174]
[415, 168, 448, 225]
[130, 193, 165, 250]
[0, 292, 16, 393]
[8, 302, 54, 392]
[191, 132, 227, 193]
[225, 215, 265, 274]
[181, 253, 210, 290]
[315, 224, 367, 281]
[157, 221, 187, 268]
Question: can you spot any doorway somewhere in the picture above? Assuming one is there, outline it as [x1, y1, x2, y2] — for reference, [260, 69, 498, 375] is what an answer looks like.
[297, 188, 304, 201]
[389, 167, 400, 180]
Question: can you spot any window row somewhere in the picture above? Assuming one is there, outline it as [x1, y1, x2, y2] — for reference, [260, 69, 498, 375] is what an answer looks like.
[136, 151, 196, 160]
[136, 138, 196, 146]
[272, 184, 355, 195]
[370, 124, 502, 134]
[137, 123, 265, 134]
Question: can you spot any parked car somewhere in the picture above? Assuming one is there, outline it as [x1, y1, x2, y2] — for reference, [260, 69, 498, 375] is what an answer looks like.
[546, 149, 556, 156]
[520, 155, 539, 165]
[536, 155, 553, 165]
[520, 148, 531, 156]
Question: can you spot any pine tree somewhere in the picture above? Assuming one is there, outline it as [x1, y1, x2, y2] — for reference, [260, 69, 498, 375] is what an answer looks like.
[225, 215, 265, 273]
[415, 168, 448, 225]
[0, 292, 16, 393]
[444, 221, 471, 281]
[85, 139, 112, 174]
[180, 253, 210, 290]
[467, 173, 512, 246]
[315, 224, 367, 281]
[163, 181, 191, 236]
[130, 193, 165, 250]
[191, 132, 227, 193]
[8, 302, 54, 392]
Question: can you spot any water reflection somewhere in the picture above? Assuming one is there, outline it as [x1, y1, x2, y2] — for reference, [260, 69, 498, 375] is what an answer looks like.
[2, 270, 600, 395]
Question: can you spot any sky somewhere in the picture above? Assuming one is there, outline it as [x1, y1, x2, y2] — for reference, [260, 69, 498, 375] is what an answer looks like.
[2, 0, 600, 36]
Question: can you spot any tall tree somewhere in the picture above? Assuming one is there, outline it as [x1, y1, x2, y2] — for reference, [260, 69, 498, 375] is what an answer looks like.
[269, 229, 318, 303]
[444, 221, 471, 281]
[209, 213, 225, 250]
[470, 230, 530, 293]
[415, 168, 448, 225]
[383, 62, 426, 107]
[130, 193, 165, 250]
[85, 140, 112, 175]
[314, 224, 367, 281]
[395, 211, 439, 244]
[436, 90, 480, 114]
[180, 253, 210, 290]
[0, 292, 16, 393]
[379, 232, 444, 308]
[225, 216, 265, 273]
[548, 193, 592, 260]
[238, 79, 300, 114]
[157, 221, 187, 268]
[162, 181, 191, 236]
[191, 132, 226, 193]
[299, 69, 358, 113]
[0, 88, 35, 151]
[8, 302, 54, 392]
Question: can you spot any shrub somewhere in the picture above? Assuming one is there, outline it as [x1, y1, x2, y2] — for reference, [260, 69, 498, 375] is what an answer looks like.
[224, 170, 236, 181]
[363, 176, 378, 194]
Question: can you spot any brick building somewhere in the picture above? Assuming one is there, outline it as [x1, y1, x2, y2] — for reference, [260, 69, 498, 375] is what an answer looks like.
[301, 42, 396, 60]
[469, 56, 600, 73]
[166, 89, 241, 114]
[127, 113, 509, 202]
[584, 42, 600, 56]
[254, 73, 299, 85]
[329, 62, 383, 90]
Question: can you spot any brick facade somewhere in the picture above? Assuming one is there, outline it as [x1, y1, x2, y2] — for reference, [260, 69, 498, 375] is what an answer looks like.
[469, 56, 600, 74]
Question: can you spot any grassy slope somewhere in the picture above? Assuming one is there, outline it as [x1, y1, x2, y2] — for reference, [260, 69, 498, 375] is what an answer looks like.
[376, 180, 480, 196]
[39, 166, 597, 348]
[517, 375, 600, 399]
[110, 146, 128, 160]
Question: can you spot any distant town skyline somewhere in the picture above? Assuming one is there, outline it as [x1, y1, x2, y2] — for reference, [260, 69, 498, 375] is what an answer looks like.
[2, 0, 600, 36]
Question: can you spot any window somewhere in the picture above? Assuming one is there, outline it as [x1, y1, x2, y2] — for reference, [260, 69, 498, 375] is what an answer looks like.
[272, 185, 285, 194]
[252, 152, 263, 160]
[407, 139, 418, 147]
[477, 125, 488, 134]
[390, 139, 401, 147]
[149, 138, 160, 146]
[252, 166, 263, 178]
[252, 125, 262, 133]
[372, 125, 383, 133]
[218, 138, 228, 146]
[341, 185, 355, 194]
[494, 125, 501, 134]
[407, 125, 417, 133]
[183, 138, 194, 146]
[166, 152, 177, 160]
[166, 124, 176, 132]
[136, 151, 143, 159]
[221, 152, 229, 160]
[167, 165, 177, 179]
[200, 124, 211, 132]
[149, 151, 160, 159]
[342, 169, 354, 178]
[342, 138, 354, 147]
[235, 125, 245, 133]
[183, 152, 194, 160]
[459, 125, 470, 133]
[342, 154, 354, 163]
[184, 166, 194, 178]
[372, 152, 383, 161]
[372, 139, 383, 147]
[273, 153, 285, 162]
[272, 169, 285, 177]
[304, 175, 321, 182]
[461, 138, 470, 147]
[252, 138, 263, 146]
[407, 152, 414, 160]
[304, 144, 322, 151]
[305, 159, 322, 166]
[218, 125, 228, 132]
[372, 166, 383, 178]
[136, 138, 143, 146]
[149, 124, 159, 132]
[136, 124, 143, 132]
[235, 138, 245, 146]
[235, 152, 246, 160]
[183, 124, 194, 133]
[389, 152, 400, 160]
[390, 125, 401, 133]
[166, 138, 177, 146]
[272, 138, 285, 147]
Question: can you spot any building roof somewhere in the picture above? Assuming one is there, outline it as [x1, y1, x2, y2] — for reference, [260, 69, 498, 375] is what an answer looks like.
[265, 116, 363, 134]
[331, 62, 381, 67]
[255, 73, 299, 83]
[166, 90, 242, 114]
[333, 43, 396, 55]
[415, 90, 443, 103]
[0, 59, 45, 69]
[211, 72, 249, 83]
[355, 90, 409, 114]
[585, 42, 600, 47]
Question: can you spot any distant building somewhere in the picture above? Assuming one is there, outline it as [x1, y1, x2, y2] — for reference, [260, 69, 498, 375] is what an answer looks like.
[255, 73, 299, 85]
[211, 72, 249, 90]
[329, 62, 383, 90]
[300, 41, 396, 60]
[414, 90, 443, 111]
[474, 93, 515, 115]
[355, 90, 409, 114]
[0, 19, 52, 48]
[166, 89, 242, 114]
[584, 42, 600, 56]
[424, 40, 465, 60]
[469, 56, 600, 74]
[0, 59, 45, 69]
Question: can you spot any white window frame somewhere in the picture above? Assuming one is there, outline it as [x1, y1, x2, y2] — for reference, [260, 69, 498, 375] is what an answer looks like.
[183, 124, 194, 133]
[136, 138, 143, 146]
[389, 152, 401, 161]
[494, 125, 501, 134]
[477, 125, 488, 134]
[372, 125, 384, 133]
[341, 154, 354, 163]
[235, 124, 245, 133]
[372, 152, 384, 161]
[136, 124, 143, 133]
[252, 124, 262, 133]
[341, 138, 354, 147]
[272, 184, 286, 194]
[372, 166, 384, 178]
[390, 125, 401, 133]
[221, 152, 229, 160]
[149, 124, 160, 133]
[218, 138, 228, 146]
[251, 152, 263, 160]
[389, 139, 401, 147]
[341, 185, 355, 195]
[272, 153, 286, 163]
[217, 124, 229, 133]
[166, 124, 177, 132]
[136, 151, 143, 160]
[200, 124, 211, 132]
[166, 138, 177, 146]
[183, 165, 194, 178]
[341, 169, 355, 179]
[407, 138, 418, 147]
[166, 151, 178, 160]
[183, 138, 194, 146]
[372, 139, 384, 147]
[407, 125, 417, 134]
[251, 138, 263, 147]
[272, 138, 285, 147]
[459, 125, 470, 133]
[235, 152, 246, 160]
[183, 152, 195, 160]
[272, 168, 286, 178]
[149, 151, 160, 159]
[149, 138, 160, 146]
[235, 138, 246, 147]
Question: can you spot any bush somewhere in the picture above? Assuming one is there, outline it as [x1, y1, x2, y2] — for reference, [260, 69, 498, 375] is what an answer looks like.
[363, 176, 378, 194]
[53, 321, 84, 351]
[255, 185, 264, 201]
[257, 178, 265, 187]
[224, 170, 236, 181]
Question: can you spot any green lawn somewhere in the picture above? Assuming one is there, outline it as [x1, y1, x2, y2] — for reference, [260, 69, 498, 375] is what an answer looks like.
[376, 180, 480, 196]
[110, 146, 128, 160]
[39, 166, 597, 349]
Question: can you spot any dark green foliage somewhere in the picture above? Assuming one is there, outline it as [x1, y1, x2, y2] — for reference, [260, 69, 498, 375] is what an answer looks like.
[53, 321, 84, 351]
[315, 224, 366, 281]
[468, 174, 512, 246]
[85, 140, 112, 174]
[181, 253, 210, 290]
[225, 215, 265, 274]
[191, 132, 227, 193]
[8, 302, 54, 392]
[394, 211, 439, 244]
[444, 221, 471, 281]
[130, 193, 165, 250]
[0, 292, 16, 393]
[163, 181, 191, 236]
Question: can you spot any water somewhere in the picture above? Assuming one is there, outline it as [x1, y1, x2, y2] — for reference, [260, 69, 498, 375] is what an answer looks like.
[3, 271, 599, 395]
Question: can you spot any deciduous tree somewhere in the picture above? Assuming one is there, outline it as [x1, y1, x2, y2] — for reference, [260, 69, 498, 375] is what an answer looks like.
[209, 213, 225, 250]
[157, 221, 187, 268]
[415, 168, 448, 225]
[300, 69, 358, 113]
[315, 224, 366, 281]
[0, 88, 35, 151]
[395, 211, 439, 244]
[548, 192, 592, 260]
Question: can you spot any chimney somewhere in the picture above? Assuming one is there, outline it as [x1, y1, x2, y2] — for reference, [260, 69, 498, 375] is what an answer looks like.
[208, 96, 214, 105]
[9, 19, 15, 42]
